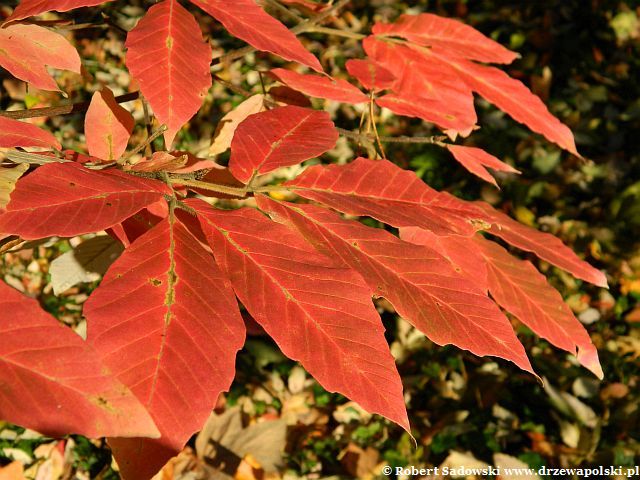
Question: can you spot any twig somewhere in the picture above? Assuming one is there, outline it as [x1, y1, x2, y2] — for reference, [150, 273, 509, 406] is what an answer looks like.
[368, 92, 386, 159]
[24, 20, 109, 31]
[141, 97, 154, 157]
[264, 0, 303, 23]
[0, 92, 140, 120]
[304, 25, 365, 40]
[212, 74, 259, 99]
[167, 177, 248, 198]
[336, 127, 447, 145]
[253, 185, 294, 194]
[121, 125, 167, 163]
[292, 0, 351, 33]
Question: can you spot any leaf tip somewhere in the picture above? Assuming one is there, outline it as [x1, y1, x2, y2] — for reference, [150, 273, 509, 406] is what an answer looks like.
[577, 344, 604, 380]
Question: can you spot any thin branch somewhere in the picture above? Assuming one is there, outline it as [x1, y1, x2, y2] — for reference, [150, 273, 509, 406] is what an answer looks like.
[253, 185, 294, 194]
[211, 74, 259, 99]
[121, 125, 167, 163]
[175, 200, 197, 216]
[304, 25, 365, 40]
[0, 92, 140, 120]
[24, 20, 109, 31]
[167, 177, 248, 198]
[292, 0, 351, 33]
[264, 0, 303, 23]
[141, 97, 155, 157]
[368, 92, 386, 159]
[336, 127, 447, 145]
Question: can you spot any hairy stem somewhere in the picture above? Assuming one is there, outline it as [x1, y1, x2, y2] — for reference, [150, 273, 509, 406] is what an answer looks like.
[336, 127, 447, 145]
[121, 125, 168, 163]
[167, 178, 248, 198]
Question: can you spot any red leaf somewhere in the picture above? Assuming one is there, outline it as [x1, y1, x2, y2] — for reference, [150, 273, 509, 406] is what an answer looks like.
[190, 200, 410, 433]
[229, 105, 338, 183]
[85, 87, 134, 161]
[85, 215, 245, 479]
[475, 203, 607, 288]
[447, 145, 520, 187]
[441, 56, 579, 155]
[286, 157, 484, 236]
[0, 163, 170, 239]
[362, 35, 577, 153]
[268, 69, 368, 104]
[189, 0, 321, 71]
[0, 281, 159, 439]
[259, 197, 534, 374]
[363, 37, 476, 136]
[125, 0, 212, 148]
[269, 86, 312, 107]
[476, 237, 603, 378]
[373, 13, 518, 64]
[0, 24, 80, 91]
[108, 205, 166, 248]
[0, 116, 61, 150]
[375, 95, 474, 137]
[345, 59, 395, 92]
[400, 227, 488, 288]
[279, 0, 326, 13]
[6, 0, 114, 23]
[209, 95, 267, 157]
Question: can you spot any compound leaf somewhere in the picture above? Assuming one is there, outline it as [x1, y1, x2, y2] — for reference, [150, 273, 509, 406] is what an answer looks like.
[363, 37, 477, 136]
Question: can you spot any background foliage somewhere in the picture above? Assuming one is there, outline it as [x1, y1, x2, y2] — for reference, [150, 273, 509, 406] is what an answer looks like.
[0, 0, 638, 478]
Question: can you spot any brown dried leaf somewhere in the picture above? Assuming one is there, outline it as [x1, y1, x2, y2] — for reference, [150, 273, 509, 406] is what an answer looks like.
[0, 164, 29, 210]
[209, 95, 266, 157]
